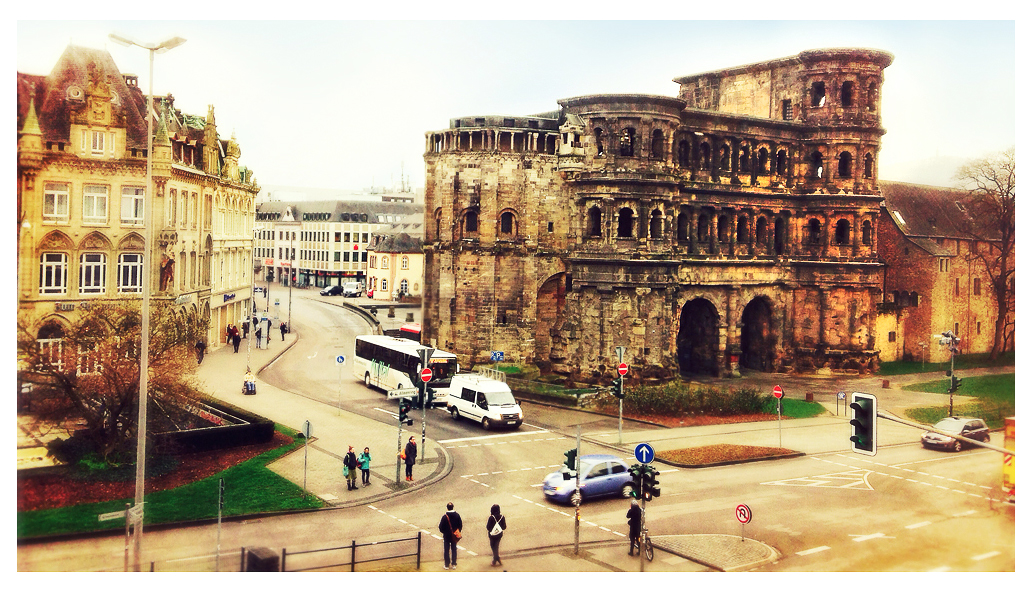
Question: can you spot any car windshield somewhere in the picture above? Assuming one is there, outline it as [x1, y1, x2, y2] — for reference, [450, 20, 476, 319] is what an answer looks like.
[485, 391, 516, 405]
[934, 419, 967, 433]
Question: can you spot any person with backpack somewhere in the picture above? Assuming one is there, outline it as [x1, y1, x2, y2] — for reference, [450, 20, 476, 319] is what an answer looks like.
[343, 446, 359, 490]
[358, 447, 372, 487]
[486, 504, 507, 567]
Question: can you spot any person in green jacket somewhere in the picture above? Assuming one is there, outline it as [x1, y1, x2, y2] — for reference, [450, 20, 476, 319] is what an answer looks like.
[358, 447, 372, 487]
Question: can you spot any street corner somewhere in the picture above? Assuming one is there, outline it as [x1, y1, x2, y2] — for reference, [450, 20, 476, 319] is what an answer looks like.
[652, 534, 780, 572]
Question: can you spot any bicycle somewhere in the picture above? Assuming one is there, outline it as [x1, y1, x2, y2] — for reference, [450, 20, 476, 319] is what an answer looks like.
[633, 525, 654, 561]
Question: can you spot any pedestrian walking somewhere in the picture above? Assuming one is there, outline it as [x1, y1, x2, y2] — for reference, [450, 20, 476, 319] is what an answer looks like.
[241, 320, 249, 339]
[358, 447, 371, 486]
[194, 339, 207, 364]
[438, 502, 462, 569]
[343, 446, 358, 490]
[231, 325, 241, 353]
[266, 319, 272, 344]
[626, 499, 642, 556]
[225, 323, 232, 345]
[486, 504, 507, 567]
[280, 321, 288, 341]
[404, 436, 417, 481]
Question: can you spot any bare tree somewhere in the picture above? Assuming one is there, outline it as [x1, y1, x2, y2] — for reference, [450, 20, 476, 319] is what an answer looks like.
[953, 147, 1015, 360]
[17, 301, 207, 463]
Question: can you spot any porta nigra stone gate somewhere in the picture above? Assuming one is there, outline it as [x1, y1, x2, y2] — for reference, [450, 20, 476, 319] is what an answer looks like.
[423, 48, 893, 382]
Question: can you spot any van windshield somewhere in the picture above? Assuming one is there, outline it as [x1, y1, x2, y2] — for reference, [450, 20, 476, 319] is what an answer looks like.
[485, 391, 516, 405]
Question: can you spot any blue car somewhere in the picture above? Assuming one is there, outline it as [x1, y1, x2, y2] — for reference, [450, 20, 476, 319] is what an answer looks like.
[542, 454, 635, 506]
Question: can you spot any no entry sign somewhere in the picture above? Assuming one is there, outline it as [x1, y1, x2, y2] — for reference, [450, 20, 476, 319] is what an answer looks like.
[618, 362, 628, 376]
[420, 368, 433, 382]
[772, 385, 784, 399]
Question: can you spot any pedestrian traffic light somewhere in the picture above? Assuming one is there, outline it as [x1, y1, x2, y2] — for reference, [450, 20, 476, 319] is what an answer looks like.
[849, 392, 877, 456]
[642, 466, 660, 501]
[628, 463, 643, 498]
[399, 398, 414, 426]
[564, 449, 577, 472]
[948, 375, 962, 393]
[610, 378, 625, 399]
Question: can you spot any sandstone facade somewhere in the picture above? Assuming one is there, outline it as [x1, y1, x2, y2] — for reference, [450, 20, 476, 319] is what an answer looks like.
[423, 49, 894, 381]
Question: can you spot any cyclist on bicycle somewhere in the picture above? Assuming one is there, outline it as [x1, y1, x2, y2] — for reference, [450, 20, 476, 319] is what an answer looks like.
[626, 499, 642, 556]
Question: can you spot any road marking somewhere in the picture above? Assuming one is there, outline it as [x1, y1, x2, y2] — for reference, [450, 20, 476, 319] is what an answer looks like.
[953, 510, 977, 517]
[972, 551, 1001, 561]
[796, 546, 830, 556]
[929, 566, 951, 572]
[905, 521, 932, 529]
[439, 429, 551, 444]
[851, 533, 894, 542]
[762, 470, 874, 490]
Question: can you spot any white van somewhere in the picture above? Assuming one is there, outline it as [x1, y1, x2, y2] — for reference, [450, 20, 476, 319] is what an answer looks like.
[446, 373, 523, 430]
[342, 282, 365, 297]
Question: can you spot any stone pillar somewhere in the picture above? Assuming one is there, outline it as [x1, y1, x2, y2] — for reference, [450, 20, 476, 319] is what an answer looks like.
[730, 138, 742, 185]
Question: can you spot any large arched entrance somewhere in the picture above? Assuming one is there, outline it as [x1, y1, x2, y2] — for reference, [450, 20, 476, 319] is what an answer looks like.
[676, 298, 720, 376]
[740, 297, 775, 372]
[534, 273, 566, 367]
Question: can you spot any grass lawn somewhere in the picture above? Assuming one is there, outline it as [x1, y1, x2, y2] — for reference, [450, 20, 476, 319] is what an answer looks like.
[902, 373, 1015, 428]
[17, 424, 323, 540]
[878, 351, 1014, 376]
[764, 397, 827, 419]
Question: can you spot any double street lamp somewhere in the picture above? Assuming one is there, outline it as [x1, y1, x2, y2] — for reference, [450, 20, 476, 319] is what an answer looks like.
[108, 31, 186, 572]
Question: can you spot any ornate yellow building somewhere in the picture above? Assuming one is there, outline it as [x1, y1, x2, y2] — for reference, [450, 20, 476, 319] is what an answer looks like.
[17, 45, 259, 349]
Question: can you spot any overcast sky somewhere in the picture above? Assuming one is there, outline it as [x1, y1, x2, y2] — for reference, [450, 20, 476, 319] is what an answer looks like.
[15, 14, 1017, 194]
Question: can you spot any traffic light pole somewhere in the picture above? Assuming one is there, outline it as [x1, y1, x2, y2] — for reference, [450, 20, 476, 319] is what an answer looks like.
[616, 346, 625, 445]
[395, 399, 403, 485]
[574, 426, 581, 555]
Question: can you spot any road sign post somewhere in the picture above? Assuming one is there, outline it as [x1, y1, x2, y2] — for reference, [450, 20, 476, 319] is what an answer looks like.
[773, 386, 784, 448]
[301, 420, 312, 493]
[336, 354, 346, 415]
[736, 504, 752, 542]
[418, 348, 432, 461]
[616, 347, 626, 444]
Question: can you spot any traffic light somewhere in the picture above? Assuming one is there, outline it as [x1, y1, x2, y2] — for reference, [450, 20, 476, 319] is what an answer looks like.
[564, 449, 578, 472]
[398, 398, 414, 426]
[948, 375, 962, 393]
[642, 465, 661, 501]
[849, 392, 877, 456]
[628, 463, 643, 498]
[610, 378, 625, 399]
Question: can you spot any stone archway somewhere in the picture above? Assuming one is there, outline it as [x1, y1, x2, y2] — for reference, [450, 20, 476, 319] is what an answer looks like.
[740, 297, 775, 372]
[534, 273, 566, 367]
[676, 298, 720, 376]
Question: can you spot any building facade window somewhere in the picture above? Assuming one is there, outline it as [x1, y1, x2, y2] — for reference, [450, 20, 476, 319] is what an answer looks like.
[973, 278, 981, 297]
[382, 256, 389, 269]
[121, 186, 145, 225]
[44, 182, 70, 222]
[39, 252, 68, 295]
[399, 278, 409, 295]
[79, 253, 106, 294]
[82, 185, 108, 224]
[381, 278, 388, 291]
[401, 256, 409, 270]
[90, 130, 105, 155]
[117, 253, 143, 293]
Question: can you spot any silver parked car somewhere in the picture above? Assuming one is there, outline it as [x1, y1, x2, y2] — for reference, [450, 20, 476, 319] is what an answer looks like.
[921, 416, 990, 452]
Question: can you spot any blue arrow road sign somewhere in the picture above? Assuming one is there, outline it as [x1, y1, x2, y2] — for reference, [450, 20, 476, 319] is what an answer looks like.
[336, 355, 346, 364]
[635, 442, 655, 464]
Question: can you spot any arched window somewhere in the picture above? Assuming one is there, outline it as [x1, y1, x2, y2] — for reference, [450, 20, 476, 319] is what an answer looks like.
[677, 140, 690, 167]
[699, 142, 711, 170]
[838, 152, 853, 178]
[811, 81, 826, 107]
[381, 278, 388, 291]
[500, 211, 516, 236]
[736, 216, 749, 243]
[738, 147, 749, 172]
[835, 219, 851, 245]
[811, 151, 824, 178]
[862, 220, 873, 245]
[617, 208, 635, 238]
[717, 215, 730, 242]
[774, 218, 786, 254]
[697, 214, 709, 243]
[650, 209, 663, 239]
[864, 153, 874, 179]
[676, 212, 689, 242]
[434, 208, 443, 241]
[587, 206, 602, 237]
[720, 145, 730, 170]
[399, 279, 409, 295]
[808, 218, 822, 244]
[651, 129, 665, 159]
[401, 256, 409, 270]
[37, 322, 66, 371]
[755, 217, 768, 247]
[463, 210, 478, 236]
[594, 128, 605, 156]
[619, 128, 636, 157]
[757, 148, 769, 174]
[841, 81, 854, 107]
[776, 149, 788, 176]
[867, 82, 878, 111]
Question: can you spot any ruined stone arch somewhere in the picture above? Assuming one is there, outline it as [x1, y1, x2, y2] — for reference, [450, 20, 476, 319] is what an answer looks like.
[498, 208, 519, 238]
[676, 297, 721, 376]
[650, 129, 665, 159]
[677, 140, 690, 167]
[534, 271, 568, 367]
[837, 151, 853, 178]
[740, 295, 777, 372]
[649, 209, 664, 239]
[616, 206, 635, 238]
[587, 204, 603, 237]
[433, 207, 444, 242]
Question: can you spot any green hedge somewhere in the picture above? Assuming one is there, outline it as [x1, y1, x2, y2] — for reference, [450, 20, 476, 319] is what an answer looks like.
[596, 382, 767, 416]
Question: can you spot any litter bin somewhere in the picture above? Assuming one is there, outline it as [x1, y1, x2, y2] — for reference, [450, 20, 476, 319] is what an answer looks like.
[245, 547, 279, 571]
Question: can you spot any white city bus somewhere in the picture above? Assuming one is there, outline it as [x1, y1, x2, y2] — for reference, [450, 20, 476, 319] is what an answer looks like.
[353, 335, 458, 405]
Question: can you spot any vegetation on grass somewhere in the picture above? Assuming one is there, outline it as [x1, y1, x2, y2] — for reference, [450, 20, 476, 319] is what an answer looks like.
[902, 373, 1015, 429]
[877, 351, 1014, 376]
[17, 424, 322, 539]
[595, 382, 769, 416]
[764, 397, 827, 419]
[657, 444, 797, 465]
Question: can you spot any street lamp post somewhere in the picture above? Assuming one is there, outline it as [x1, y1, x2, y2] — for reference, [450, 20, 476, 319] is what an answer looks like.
[108, 32, 185, 572]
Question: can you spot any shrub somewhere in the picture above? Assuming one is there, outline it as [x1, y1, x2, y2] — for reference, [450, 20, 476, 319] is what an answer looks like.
[599, 382, 766, 417]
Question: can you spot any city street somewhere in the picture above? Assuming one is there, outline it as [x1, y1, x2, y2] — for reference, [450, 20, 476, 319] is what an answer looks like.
[16, 290, 1015, 572]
